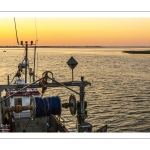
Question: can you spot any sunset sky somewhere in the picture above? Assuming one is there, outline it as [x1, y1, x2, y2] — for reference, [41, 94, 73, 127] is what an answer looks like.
[0, 18, 150, 46]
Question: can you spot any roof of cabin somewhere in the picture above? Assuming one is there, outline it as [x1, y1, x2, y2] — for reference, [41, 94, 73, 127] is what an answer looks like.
[5, 88, 40, 96]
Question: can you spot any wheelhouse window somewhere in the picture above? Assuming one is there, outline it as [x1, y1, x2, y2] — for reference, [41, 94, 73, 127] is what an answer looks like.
[14, 98, 22, 106]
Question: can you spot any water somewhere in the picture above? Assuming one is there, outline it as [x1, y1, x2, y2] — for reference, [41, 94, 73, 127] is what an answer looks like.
[0, 47, 150, 132]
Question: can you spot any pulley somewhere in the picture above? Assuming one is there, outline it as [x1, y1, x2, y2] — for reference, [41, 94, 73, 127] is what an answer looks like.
[18, 63, 26, 69]
[62, 94, 77, 116]
[69, 94, 76, 115]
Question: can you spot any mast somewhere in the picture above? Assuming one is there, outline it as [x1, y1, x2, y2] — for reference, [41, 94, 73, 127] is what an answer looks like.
[25, 41, 28, 83]
[33, 45, 36, 82]
[14, 18, 38, 84]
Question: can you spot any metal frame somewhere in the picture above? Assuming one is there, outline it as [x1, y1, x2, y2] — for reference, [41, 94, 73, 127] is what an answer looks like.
[0, 75, 91, 132]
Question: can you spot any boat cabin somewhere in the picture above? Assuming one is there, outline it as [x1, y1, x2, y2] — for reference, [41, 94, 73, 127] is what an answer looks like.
[5, 87, 40, 118]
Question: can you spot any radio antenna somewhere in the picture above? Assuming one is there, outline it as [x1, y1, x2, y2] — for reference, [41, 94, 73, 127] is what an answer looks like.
[33, 18, 38, 81]
[14, 18, 19, 45]
[35, 18, 38, 45]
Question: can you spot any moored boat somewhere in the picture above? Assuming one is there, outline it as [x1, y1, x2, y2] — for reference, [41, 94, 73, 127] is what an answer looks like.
[0, 18, 107, 133]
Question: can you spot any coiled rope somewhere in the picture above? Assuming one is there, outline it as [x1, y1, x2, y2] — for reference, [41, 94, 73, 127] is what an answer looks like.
[34, 96, 61, 118]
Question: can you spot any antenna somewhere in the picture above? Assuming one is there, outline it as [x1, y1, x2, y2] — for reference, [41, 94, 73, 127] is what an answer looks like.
[35, 18, 38, 45]
[14, 18, 19, 45]
[33, 18, 38, 81]
[13, 18, 38, 83]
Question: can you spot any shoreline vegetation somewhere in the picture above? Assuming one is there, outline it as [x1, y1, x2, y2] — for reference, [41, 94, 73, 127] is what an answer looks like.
[1, 46, 150, 48]
[2, 46, 103, 48]
[1, 46, 150, 54]
[123, 50, 150, 54]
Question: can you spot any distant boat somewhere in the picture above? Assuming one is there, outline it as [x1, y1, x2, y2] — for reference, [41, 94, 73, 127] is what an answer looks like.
[3, 50, 6, 52]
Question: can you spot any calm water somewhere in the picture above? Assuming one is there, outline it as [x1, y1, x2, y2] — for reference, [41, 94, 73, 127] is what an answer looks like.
[0, 47, 150, 132]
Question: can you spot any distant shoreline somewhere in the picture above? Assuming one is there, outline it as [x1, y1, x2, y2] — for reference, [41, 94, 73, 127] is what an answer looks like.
[1, 46, 150, 48]
[123, 50, 150, 54]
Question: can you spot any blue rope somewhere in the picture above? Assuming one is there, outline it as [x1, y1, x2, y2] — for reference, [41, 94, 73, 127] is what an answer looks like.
[35, 96, 61, 118]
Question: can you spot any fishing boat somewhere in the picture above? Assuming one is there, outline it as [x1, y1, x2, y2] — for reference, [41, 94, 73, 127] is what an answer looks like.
[0, 18, 107, 133]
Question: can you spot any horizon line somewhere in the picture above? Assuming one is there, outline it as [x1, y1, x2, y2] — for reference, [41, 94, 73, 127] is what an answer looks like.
[1, 46, 150, 48]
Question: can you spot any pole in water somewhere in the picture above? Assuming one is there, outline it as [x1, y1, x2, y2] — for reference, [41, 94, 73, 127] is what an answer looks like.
[7, 75, 9, 85]
[33, 46, 36, 82]
[72, 69, 73, 81]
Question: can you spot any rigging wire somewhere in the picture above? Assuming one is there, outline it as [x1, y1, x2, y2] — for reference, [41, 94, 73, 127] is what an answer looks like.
[0, 77, 45, 104]
[36, 53, 38, 80]
[14, 18, 38, 45]
[23, 105, 36, 132]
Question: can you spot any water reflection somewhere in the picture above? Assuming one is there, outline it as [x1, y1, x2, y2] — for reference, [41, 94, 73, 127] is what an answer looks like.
[0, 47, 150, 132]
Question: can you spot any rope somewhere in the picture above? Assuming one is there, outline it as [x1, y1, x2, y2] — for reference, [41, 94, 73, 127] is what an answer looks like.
[23, 96, 60, 132]
[23, 103, 37, 132]
[34, 96, 61, 118]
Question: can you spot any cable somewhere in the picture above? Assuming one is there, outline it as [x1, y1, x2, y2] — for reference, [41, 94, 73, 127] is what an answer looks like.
[47, 76, 81, 96]
[23, 103, 36, 132]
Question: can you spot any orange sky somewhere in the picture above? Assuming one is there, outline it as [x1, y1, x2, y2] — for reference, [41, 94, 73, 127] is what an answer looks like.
[0, 18, 150, 46]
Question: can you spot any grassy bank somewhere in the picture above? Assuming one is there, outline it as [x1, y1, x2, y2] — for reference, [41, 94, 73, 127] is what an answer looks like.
[123, 50, 150, 54]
